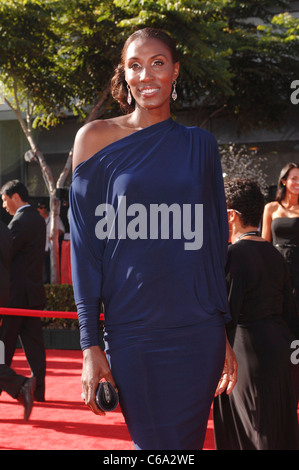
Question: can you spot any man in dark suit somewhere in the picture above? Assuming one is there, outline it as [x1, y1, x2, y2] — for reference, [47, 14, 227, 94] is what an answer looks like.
[0, 219, 36, 420]
[0, 180, 47, 402]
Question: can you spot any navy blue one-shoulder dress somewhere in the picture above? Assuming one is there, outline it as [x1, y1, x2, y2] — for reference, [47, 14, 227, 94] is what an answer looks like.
[70, 118, 230, 450]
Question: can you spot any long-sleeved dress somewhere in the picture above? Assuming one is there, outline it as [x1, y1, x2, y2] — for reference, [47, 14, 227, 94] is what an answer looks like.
[70, 117, 231, 450]
[213, 240, 299, 450]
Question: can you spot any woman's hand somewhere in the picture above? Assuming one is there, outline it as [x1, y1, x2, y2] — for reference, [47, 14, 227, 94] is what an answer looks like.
[215, 336, 238, 396]
[81, 345, 117, 415]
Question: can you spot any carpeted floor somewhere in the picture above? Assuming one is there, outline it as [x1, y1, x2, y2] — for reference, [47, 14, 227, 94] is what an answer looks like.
[0, 349, 215, 450]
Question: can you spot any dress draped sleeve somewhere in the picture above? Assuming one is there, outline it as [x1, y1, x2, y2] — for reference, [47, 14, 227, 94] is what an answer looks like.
[70, 173, 104, 350]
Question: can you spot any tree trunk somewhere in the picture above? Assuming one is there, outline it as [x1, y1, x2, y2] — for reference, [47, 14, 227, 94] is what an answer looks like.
[5, 94, 61, 283]
[49, 193, 61, 284]
[4, 81, 111, 284]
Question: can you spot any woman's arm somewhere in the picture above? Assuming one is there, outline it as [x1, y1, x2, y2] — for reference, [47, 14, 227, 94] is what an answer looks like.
[261, 202, 274, 242]
[70, 122, 117, 415]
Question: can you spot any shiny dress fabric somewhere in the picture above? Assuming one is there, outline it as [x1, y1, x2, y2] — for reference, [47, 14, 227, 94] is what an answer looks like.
[213, 241, 299, 450]
[70, 118, 230, 450]
[272, 217, 299, 319]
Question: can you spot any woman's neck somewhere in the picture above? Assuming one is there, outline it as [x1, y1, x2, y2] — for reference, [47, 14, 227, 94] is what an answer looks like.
[128, 106, 171, 129]
[282, 192, 299, 209]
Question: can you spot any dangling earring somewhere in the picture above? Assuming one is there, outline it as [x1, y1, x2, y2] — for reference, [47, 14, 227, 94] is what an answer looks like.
[172, 80, 177, 101]
[127, 84, 132, 105]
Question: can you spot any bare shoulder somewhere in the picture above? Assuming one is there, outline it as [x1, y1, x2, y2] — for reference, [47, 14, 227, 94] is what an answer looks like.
[264, 200, 279, 216]
[72, 120, 113, 170]
[72, 116, 132, 170]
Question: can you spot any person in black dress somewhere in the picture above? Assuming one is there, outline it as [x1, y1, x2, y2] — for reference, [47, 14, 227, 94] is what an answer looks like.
[262, 162, 299, 336]
[213, 179, 299, 450]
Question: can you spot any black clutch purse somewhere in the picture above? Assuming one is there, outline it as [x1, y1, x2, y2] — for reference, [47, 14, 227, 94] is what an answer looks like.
[95, 381, 119, 412]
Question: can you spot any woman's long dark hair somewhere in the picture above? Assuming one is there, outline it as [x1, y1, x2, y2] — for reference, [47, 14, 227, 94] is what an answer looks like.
[110, 28, 179, 114]
[275, 162, 299, 204]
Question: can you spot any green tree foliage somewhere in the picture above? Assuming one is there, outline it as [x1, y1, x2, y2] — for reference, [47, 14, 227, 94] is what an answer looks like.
[221, 5, 299, 130]
[113, 0, 299, 130]
[0, 0, 68, 123]
[1, 0, 298, 130]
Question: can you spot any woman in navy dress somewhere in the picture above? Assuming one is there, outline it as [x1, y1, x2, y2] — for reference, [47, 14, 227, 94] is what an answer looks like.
[70, 28, 237, 450]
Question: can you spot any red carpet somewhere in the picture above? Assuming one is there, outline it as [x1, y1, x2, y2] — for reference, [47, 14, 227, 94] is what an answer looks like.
[0, 349, 215, 450]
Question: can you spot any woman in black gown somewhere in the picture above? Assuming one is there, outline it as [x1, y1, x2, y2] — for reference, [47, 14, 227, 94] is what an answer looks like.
[262, 162, 299, 327]
[213, 179, 299, 450]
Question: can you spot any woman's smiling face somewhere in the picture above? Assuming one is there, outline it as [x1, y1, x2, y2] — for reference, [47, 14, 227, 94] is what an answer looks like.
[124, 37, 179, 112]
[284, 168, 299, 196]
